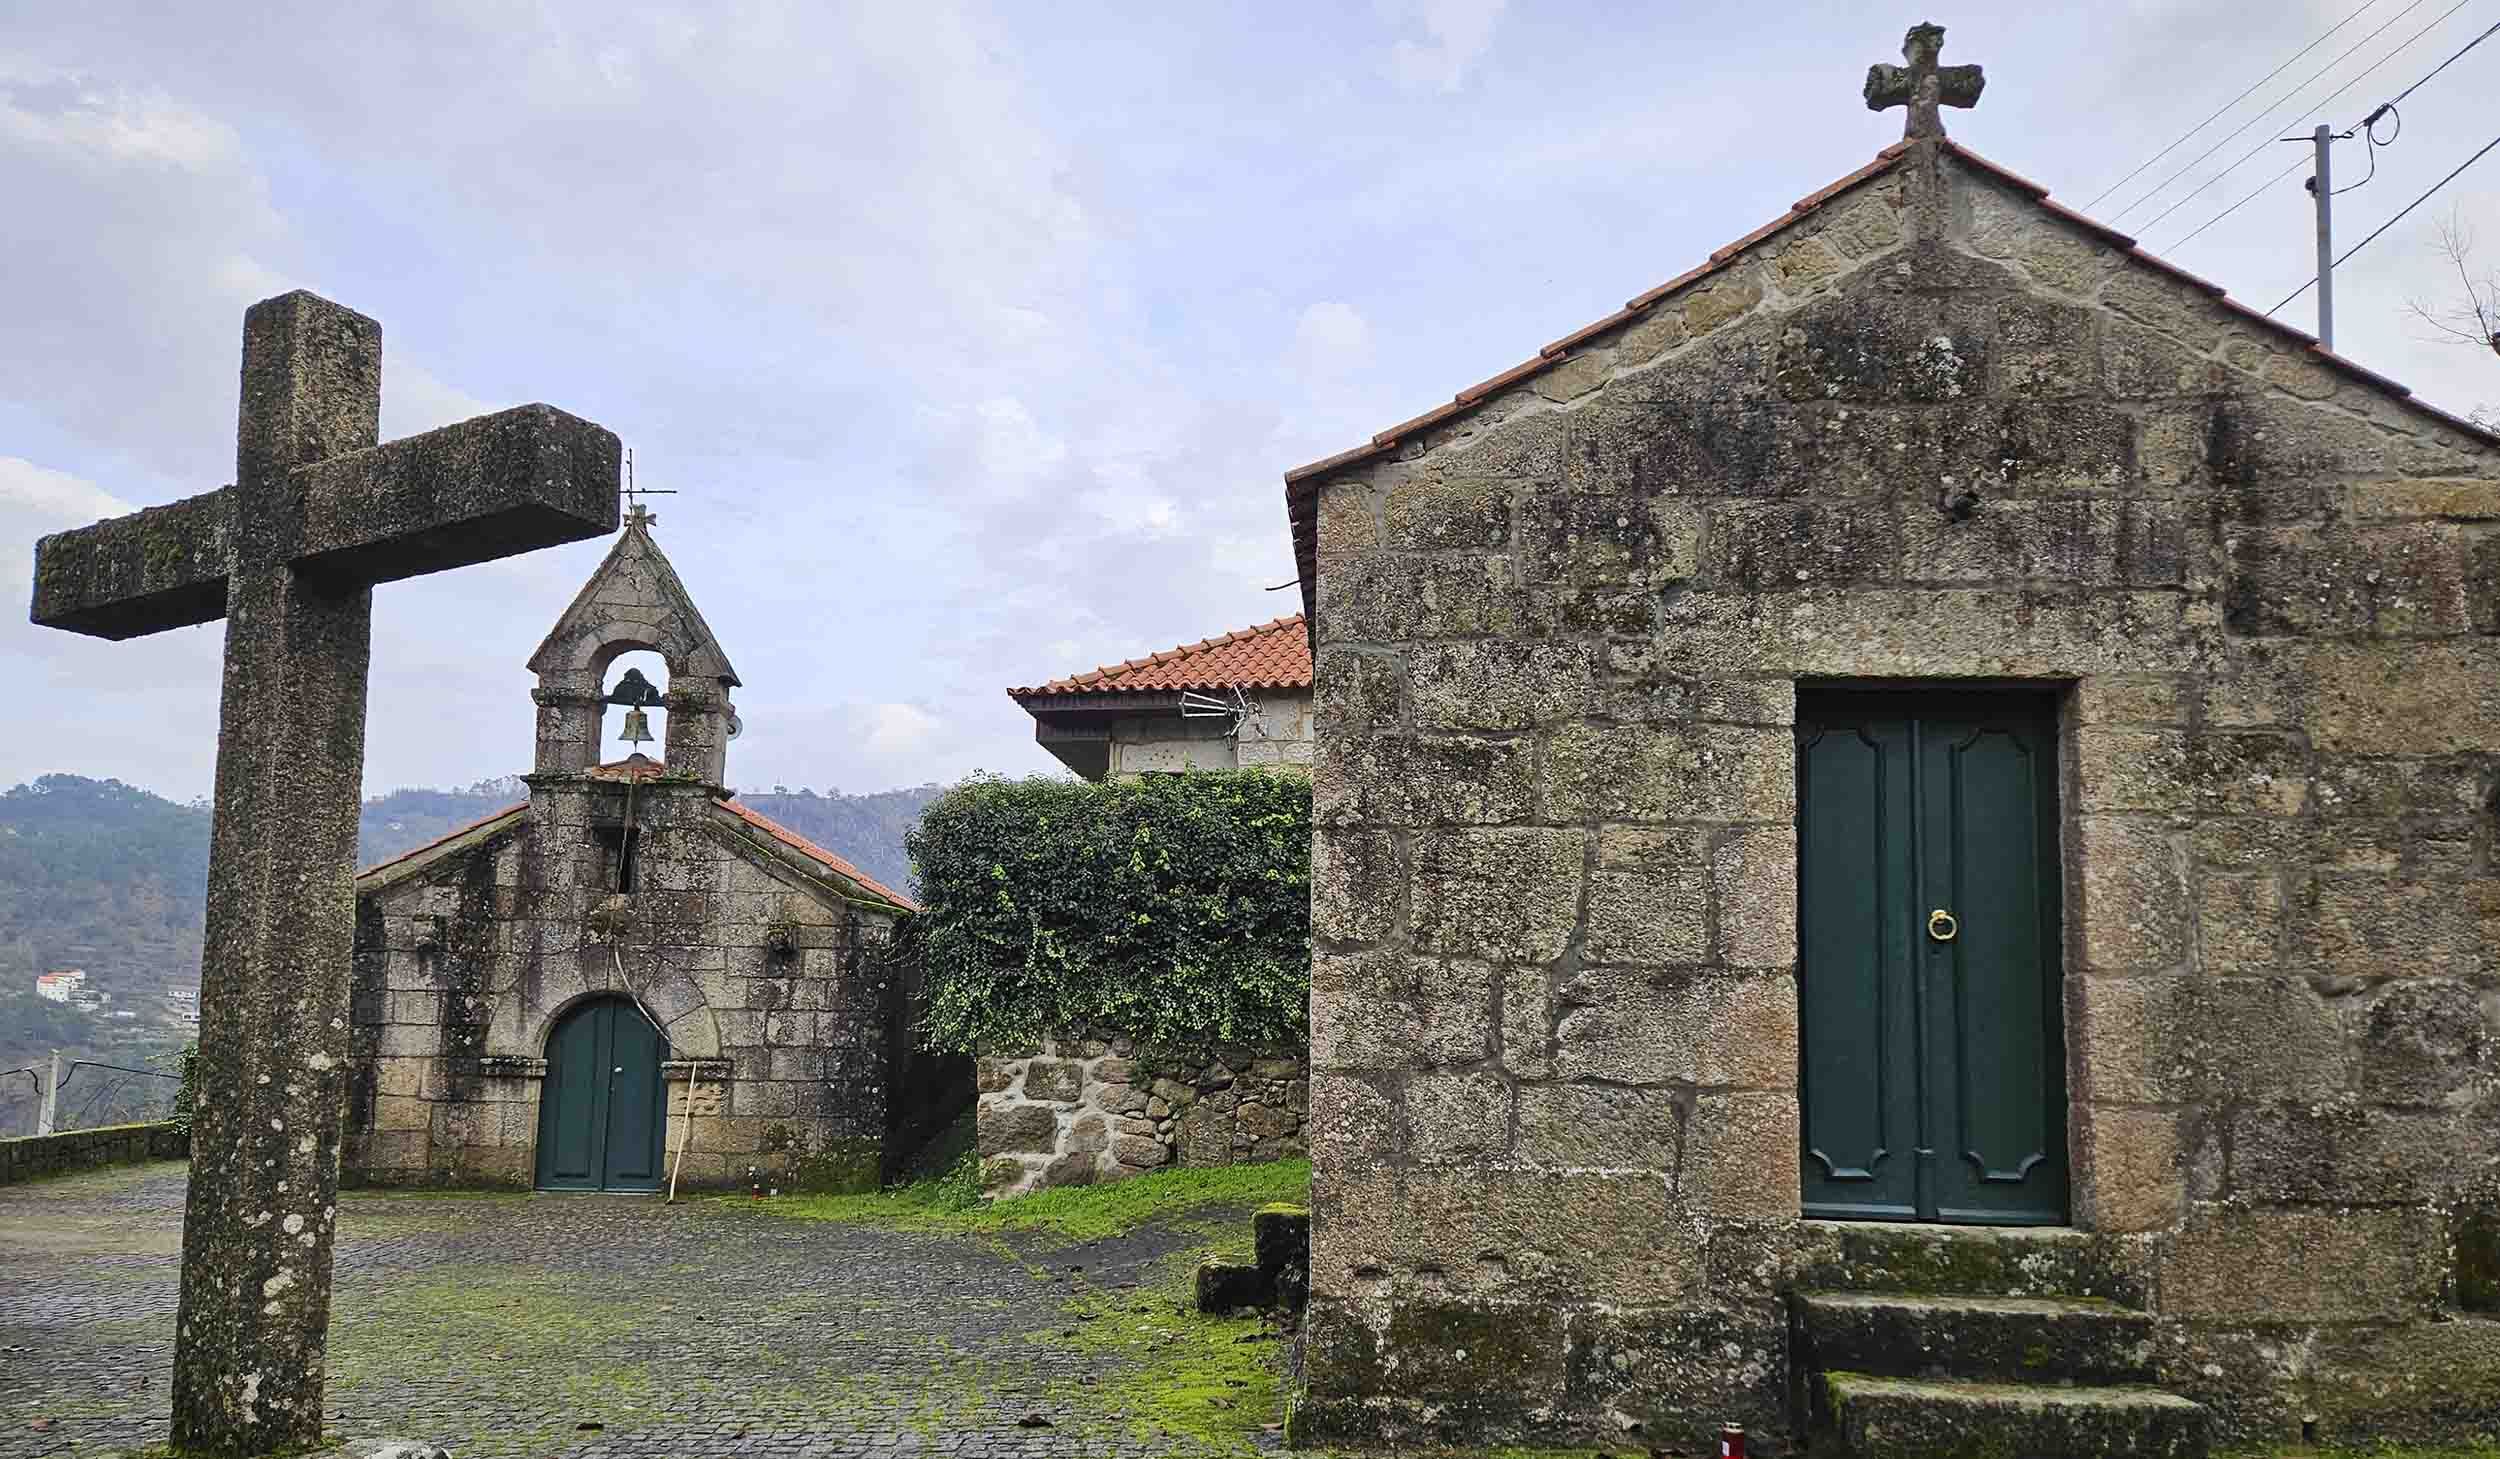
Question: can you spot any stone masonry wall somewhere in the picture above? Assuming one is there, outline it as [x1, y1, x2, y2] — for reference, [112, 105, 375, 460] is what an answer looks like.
[977, 1032, 1307, 1197]
[346, 780, 902, 1193]
[0, 1121, 188, 1186]
[1297, 149, 2500, 1451]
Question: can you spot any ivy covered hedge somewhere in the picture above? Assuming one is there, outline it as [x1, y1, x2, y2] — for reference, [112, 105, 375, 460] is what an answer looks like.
[904, 771, 1311, 1055]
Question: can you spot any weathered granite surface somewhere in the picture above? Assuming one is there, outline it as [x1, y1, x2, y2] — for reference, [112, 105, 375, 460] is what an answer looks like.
[0, 1121, 188, 1186]
[977, 1032, 1307, 1198]
[1292, 133, 2500, 1452]
[28, 290, 620, 1455]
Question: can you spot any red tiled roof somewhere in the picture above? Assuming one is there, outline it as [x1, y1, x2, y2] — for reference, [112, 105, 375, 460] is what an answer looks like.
[1008, 614, 1312, 700]
[1280, 137, 2500, 632]
[716, 797, 917, 911]
[356, 802, 528, 880]
[586, 753, 668, 781]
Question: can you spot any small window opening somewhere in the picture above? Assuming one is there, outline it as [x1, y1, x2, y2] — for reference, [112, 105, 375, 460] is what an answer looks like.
[595, 826, 643, 894]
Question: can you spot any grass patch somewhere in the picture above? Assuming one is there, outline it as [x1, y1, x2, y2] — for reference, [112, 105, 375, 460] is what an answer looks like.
[1031, 1213, 1284, 1453]
[751, 1153, 1311, 1247]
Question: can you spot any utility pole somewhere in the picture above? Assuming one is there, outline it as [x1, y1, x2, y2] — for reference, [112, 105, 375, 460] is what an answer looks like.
[2307, 122, 2335, 350]
[36, 1049, 60, 1136]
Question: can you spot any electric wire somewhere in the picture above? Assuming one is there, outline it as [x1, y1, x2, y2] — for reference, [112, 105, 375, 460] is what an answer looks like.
[2126, 0, 2474, 236]
[2085, 0, 2390, 210]
[2111, 0, 2447, 225]
[2383, 14, 2500, 105]
[2268, 128, 2500, 317]
[2156, 12, 2492, 251]
[2162, 155, 2312, 249]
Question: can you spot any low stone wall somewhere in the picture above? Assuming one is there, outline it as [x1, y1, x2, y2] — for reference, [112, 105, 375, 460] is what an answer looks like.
[0, 1121, 189, 1186]
[977, 1033, 1307, 1198]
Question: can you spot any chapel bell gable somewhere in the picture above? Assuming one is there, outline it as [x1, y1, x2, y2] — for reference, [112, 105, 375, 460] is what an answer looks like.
[526, 507, 742, 787]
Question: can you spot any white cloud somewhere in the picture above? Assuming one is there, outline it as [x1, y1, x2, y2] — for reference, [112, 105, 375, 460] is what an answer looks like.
[860, 701, 942, 759]
[1289, 301, 1374, 380]
[1382, 0, 1505, 93]
[0, 456, 129, 526]
[381, 363, 497, 442]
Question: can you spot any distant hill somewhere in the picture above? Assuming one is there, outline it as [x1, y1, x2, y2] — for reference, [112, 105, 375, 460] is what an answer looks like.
[0, 773, 942, 1112]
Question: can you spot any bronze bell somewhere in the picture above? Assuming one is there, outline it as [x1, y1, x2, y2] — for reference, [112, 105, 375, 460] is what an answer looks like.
[619, 706, 654, 746]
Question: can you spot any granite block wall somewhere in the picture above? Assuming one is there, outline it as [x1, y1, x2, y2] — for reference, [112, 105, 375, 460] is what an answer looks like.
[346, 781, 904, 1193]
[0, 1121, 188, 1186]
[1293, 146, 2500, 1450]
[977, 1032, 1308, 1197]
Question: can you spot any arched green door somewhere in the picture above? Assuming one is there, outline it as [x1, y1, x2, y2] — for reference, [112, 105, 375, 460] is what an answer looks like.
[535, 996, 667, 1192]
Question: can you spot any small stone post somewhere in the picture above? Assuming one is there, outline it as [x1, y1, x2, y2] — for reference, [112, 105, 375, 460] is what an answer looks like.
[36, 1050, 60, 1136]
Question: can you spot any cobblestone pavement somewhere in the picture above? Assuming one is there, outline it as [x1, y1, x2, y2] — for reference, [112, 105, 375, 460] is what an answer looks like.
[1, 1164, 1288, 1458]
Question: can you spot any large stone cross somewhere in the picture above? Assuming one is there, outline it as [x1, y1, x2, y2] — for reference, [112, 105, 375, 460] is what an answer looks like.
[30, 290, 619, 1455]
[1864, 21, 1984, 141]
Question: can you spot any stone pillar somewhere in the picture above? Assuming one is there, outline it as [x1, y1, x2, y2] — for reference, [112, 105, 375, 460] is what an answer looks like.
[532, 678, 602, 775]
[664, 677, 732, 788]
[170, 294, 376, 1453]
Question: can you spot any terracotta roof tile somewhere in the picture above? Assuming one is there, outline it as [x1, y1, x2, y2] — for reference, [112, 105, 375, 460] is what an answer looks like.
[714, 797, 917, 911]
[1010, 614, 1312, 699]
[1282, 137, 2500, 637]
[356, 803, 528, 880]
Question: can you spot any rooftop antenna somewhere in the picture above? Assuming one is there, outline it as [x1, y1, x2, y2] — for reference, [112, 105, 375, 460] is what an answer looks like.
[1179, 684, 1256, 739]
[622, 448, 678, 528]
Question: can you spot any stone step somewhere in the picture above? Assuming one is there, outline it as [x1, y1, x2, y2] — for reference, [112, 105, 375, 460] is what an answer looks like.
[1819, 1374, 2209, 1459]
[1794, 1290, 2157, 1390]
[1792, 1219, 2151, 1306]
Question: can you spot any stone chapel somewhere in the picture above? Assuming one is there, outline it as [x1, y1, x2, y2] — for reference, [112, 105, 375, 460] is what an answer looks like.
[341, 509, 960, 1194]
[1288, 25, 2500, 1457]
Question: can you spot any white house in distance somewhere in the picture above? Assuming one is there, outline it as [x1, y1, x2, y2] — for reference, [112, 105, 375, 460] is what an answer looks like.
[34, 969, 87, 1004]
[1008, 615, 1313, 780]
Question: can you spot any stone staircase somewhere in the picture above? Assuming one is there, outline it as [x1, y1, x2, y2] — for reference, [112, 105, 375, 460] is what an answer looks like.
[1790, 1222, 2210, 1459]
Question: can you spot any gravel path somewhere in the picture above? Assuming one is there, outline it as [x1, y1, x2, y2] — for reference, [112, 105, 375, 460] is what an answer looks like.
[0, 1163, 1282, 1458]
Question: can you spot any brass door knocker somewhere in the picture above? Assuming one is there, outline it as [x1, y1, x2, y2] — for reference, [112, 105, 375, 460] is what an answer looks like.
[1927, 908, 1959, 942]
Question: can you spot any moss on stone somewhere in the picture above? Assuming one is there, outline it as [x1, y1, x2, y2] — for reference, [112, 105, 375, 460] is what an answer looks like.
[786, 1139, 881, 1195]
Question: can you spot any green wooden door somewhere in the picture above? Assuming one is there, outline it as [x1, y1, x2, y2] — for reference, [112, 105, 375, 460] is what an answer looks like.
[534, 996, 666, 1192]
[1798, 690, 2067, 1225]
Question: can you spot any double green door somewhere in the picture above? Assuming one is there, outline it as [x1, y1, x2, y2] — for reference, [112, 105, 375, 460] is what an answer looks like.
[535, 996, 666, 1192]
[1797, 690, 2067, 1225]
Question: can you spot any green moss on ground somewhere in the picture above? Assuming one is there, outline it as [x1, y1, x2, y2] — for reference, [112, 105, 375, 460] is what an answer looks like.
[751, 1155, 1311, 1247]
[1031, 1211, 1283, 1453]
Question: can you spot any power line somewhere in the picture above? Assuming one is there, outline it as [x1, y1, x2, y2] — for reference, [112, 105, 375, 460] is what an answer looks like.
[2111, 0, 2443, 224]
[2162, 155, 2310, 250]
[2085, 0, 2390, 210]
[2386, 15, 2500, 104]
[2126, 0, 2473, 236]
[2268, 129, 2500, 317]
[2157, 10, 2497, 253]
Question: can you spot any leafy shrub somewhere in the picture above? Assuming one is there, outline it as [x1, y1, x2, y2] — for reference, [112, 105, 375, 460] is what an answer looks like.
[904, 772, 1311, 1054]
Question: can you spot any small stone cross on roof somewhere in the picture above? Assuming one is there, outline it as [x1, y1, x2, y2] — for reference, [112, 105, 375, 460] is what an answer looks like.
[1865, 21, 1984, 141]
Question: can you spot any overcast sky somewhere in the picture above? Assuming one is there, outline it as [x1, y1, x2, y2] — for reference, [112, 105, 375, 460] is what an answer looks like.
[3, 1, 2495, 801]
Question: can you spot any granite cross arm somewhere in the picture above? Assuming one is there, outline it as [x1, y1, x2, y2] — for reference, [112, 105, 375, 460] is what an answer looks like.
[33, 402, 617, 639]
